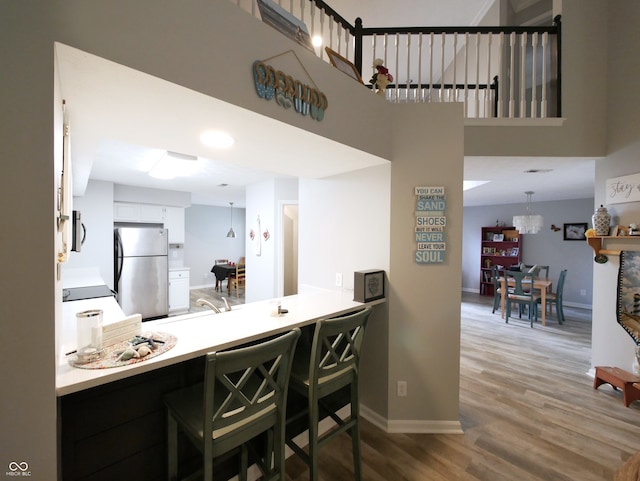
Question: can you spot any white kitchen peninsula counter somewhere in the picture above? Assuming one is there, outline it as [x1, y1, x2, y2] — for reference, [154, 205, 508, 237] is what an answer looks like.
[56, 289, 382, 396]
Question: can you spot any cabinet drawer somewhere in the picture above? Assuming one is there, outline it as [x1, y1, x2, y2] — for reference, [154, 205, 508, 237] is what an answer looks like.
[169, 270, 189, 280]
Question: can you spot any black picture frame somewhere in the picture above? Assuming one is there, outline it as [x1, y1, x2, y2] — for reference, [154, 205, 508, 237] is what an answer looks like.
[325, 47, 364, 84]
[563, 222, 588, 241]
[353, 269, 385, 302]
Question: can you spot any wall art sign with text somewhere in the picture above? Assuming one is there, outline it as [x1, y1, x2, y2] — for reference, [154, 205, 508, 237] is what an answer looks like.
[606, 172, 640, 204]
[415, 186, 446, 264]
[252, 60, 328, 121]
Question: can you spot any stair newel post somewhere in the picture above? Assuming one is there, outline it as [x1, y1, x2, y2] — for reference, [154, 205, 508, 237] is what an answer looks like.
[354, 17, 364, 78]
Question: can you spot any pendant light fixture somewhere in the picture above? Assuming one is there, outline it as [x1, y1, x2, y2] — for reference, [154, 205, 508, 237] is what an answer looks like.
[226, 202, 236, 238]
[513, 191, 543, 234]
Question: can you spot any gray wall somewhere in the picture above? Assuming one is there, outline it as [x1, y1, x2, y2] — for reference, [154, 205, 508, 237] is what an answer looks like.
[184, 204, 246, 288]
[591, 1, 640, 371]
[463, 198, 595, 307]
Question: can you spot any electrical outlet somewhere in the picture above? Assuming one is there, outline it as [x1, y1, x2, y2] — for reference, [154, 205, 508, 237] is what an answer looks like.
[397, 381, 407, 397]
[335, 272, 343, 287]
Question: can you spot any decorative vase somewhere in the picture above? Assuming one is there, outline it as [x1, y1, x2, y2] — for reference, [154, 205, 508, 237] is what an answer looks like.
[592, 205, 611, 236]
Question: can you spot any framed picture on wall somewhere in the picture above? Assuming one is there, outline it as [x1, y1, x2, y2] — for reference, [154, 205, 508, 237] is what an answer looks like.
[325, 47, 364, 84]
[563, 222, 588, 241]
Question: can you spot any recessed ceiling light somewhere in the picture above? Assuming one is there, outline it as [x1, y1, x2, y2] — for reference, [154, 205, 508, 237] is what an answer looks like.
[312, 35, 323, 47]
[200, 130, 235, 149]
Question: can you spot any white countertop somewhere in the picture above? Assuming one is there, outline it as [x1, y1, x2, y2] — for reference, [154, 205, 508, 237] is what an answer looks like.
[56, 289, 382, 396]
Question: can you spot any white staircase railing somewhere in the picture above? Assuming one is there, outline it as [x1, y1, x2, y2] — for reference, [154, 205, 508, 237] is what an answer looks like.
[231, 0, 562, 119]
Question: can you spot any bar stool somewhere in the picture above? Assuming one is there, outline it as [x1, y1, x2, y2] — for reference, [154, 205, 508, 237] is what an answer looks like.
[285, 307, 372, 481]
[164, 328, 300, 481]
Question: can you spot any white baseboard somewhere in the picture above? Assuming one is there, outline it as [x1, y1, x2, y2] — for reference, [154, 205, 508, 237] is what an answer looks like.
[360, 404, 463, 434]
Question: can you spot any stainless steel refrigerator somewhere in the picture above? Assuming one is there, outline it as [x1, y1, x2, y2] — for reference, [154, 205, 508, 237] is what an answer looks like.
[114, 227, 168, 320]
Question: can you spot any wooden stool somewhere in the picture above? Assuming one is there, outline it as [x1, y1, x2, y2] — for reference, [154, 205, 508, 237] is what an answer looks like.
[594, 366, 640, 407]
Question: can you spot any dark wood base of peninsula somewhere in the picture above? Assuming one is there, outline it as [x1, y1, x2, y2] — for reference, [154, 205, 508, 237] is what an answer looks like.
[59, 358, 213, 481]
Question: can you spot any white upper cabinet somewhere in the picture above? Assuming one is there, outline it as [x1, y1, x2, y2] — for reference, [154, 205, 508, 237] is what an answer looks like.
[164, 206, 185, 244]
[114, 202, 165, 223]
[114, 202, 185, 244]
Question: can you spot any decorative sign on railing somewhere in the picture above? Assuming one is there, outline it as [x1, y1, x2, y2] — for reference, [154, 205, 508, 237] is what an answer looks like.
[606, 172, 640, 204]
[252, 59, 328, 121]
[414, 186, 446, 264]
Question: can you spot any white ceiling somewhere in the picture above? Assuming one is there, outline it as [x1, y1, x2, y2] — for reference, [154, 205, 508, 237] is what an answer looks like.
[56, 0, 595, 210]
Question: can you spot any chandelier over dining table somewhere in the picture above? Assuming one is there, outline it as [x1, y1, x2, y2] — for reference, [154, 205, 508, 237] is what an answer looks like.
[513, 191, 543, 234]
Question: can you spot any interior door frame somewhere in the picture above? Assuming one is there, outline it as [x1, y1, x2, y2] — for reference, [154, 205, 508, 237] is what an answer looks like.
[276, 200, 298, 297]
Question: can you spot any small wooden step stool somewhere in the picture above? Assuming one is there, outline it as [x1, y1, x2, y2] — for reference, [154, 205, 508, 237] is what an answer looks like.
[594, 366, 640, 407]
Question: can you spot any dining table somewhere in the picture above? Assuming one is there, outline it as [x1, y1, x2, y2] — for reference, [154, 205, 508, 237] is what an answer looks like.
[499, 275, 553, 326]
[210, 263, 237, 293]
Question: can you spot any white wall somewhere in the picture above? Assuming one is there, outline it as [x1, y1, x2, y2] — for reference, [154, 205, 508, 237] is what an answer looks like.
[463, 198, 595, 307]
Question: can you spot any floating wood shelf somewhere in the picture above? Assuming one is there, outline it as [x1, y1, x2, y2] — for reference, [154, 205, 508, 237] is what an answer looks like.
[586, 236, 640, 256]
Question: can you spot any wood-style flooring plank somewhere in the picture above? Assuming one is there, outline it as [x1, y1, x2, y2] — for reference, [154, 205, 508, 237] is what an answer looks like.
[285, 292, 640, 481]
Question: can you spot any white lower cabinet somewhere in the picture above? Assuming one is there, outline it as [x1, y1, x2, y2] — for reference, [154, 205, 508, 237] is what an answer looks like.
[169, 269, 190, 314]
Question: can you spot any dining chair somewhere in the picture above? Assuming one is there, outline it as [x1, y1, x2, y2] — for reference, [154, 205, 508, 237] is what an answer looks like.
[491, 265, 503, 314]
[536, 269, 567, 324]
[505, 271, 537, 327]
[285, 307, 372, 481]
[164, 328, 301, 481]
[229, 264, 246, 296]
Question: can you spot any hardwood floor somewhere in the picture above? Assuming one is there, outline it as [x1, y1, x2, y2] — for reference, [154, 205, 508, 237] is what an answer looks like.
[285, 292, 640, 481]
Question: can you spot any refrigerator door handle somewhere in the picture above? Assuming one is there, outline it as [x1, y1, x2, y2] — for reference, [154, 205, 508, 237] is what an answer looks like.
[115, 231, 124, 291]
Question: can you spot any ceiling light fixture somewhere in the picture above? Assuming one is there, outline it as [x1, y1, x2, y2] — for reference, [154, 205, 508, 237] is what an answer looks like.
[312, 35, 323, 47]
[149, 151, 198, 179]
[513, 191, 543, 234]
[226, 202, 236, 238]
[200, 130, 235, 149]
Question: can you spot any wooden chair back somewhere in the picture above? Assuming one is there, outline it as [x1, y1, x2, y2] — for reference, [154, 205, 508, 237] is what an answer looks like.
[230, 264, 246, 296]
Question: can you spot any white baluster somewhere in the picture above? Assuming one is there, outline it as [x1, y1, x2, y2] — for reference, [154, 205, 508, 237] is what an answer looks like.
[509, 32, 516, 118]
[464, 32, 469, 116]
[406, 33, 411, 102]
[541, 32, 548, 118]
[475, 32, 480, 118]
[520, 32, 527, 118]
[429, 32, 434, 103]
[452, 33, 458, 103]
[497, 32, 504, 118]
[485, 32, 492, 118]
[531, 32, 538, 118]
[418, 33, 423, 103]
[440, 32, 446, 103]
[395, 33, 400, 103]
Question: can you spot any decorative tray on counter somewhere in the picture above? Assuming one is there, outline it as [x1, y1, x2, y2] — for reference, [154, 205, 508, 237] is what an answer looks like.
[67, 331, 177, 370]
